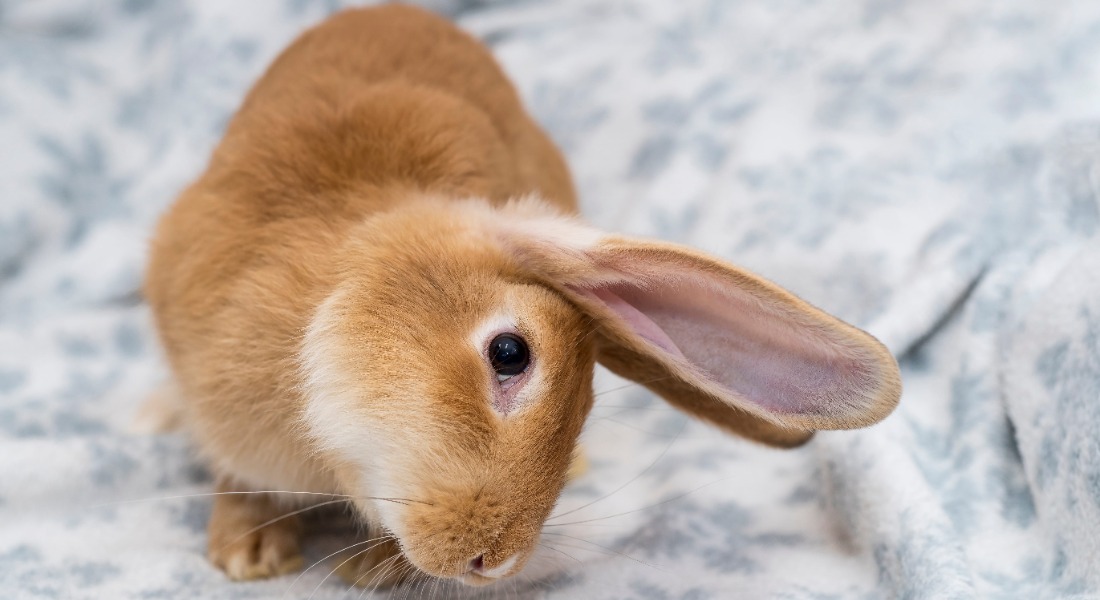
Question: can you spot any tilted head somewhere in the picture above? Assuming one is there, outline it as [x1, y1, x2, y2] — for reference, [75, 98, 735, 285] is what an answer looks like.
[299, 195, 901, 585]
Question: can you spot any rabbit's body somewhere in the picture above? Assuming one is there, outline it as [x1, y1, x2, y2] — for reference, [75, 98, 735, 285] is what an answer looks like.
[146, 5, 901, 588]
[147, 5, 574, 499]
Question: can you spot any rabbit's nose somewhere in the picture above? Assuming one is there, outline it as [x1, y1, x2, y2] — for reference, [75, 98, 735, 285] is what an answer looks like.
[468, 553, 518, 578]
[467, 555, 484, 573]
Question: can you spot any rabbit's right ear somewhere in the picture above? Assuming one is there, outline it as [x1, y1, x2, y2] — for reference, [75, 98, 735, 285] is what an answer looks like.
[489, 202, 901, 448]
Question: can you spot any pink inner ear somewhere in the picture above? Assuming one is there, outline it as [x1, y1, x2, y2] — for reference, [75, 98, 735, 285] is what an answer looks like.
[578, 277, 877, 420]
[581, 288, 686, 360]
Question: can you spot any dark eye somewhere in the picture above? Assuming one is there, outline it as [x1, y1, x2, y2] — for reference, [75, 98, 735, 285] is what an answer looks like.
[488, 333, 529, 380]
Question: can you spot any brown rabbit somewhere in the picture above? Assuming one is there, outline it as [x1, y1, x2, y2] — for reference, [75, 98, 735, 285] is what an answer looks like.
[144, 3, 901, 588]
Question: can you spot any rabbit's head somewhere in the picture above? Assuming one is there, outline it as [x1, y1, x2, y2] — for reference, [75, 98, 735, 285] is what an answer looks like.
[300, 195, 901, 584]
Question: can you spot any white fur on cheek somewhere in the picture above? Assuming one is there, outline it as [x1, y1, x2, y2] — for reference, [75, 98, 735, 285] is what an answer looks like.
[298, 290, 409, 535]
[299, 290, 371, 456]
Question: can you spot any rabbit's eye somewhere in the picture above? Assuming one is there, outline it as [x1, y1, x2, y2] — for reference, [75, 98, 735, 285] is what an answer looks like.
[489, 333, 529, 380]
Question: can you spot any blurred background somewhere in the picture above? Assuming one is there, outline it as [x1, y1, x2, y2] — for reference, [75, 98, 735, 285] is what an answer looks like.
[1, 1, 1098, 598]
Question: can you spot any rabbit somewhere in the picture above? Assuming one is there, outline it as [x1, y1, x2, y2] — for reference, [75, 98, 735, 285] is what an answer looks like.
[144, 3, 902, 588]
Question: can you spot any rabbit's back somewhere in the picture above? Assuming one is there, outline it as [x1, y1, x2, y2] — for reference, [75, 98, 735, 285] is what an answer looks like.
[219, 4, 576, 214]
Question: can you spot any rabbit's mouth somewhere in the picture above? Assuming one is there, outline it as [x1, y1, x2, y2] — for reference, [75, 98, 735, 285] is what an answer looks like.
[397, 523, 537, 584]
[458, 571, 514, 586]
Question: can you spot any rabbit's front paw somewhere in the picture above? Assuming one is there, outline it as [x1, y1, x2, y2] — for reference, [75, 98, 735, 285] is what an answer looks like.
[206, 486, 304, 581]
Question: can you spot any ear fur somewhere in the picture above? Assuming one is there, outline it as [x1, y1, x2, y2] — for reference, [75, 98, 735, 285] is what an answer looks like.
[486, 199, 902, 447]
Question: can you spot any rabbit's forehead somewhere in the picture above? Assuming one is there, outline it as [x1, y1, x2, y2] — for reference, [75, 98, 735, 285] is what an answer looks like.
[464, 285, 553, 345]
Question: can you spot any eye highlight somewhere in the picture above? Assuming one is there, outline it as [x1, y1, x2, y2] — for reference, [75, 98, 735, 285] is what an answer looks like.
[488, 333, 530, 381]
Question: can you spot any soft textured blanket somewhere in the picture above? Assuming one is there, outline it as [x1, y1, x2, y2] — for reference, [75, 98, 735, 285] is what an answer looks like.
[2, 0, 1099, 598]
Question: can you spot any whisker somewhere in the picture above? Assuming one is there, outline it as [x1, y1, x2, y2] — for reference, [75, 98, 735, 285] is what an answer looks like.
[549, 416, 687, 522]
[216, 498, 349, 555]
[385, 563, 418, 598]
[357, 554, 398, 599]
[537, 542, 582, 565]
[591, 374, 676, 399]
[570, 315, 600, 351]
[414, 572, 434, 600]
[545, 473, 739, 528]
[351, 553, 399, 598]
[540, 531, 662, 571]
[281, 535, 389, 600]
[97, 490, 431, 508]
[436, 570, 457, 600]
[517, 568, 553, 597]
[317, 535, 405, 600]
[359, 551, 404, 597]
[397, 564, 421, 598]
[539, 538, 620, 562]
[405, 567, 430, 600]
[429, 571, 444, 600]
[585, 415, 684, 438]
[427, 573, 438, 600]
[342, 546, 395, 598]
[399, 562, 421, 587]
[589, 404, 675, 410]
[435, 573, 453, 600]
[542, 521, 614, 530]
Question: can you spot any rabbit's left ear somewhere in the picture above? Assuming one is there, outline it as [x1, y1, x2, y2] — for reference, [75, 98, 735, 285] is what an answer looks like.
[491, 205, 901, 448]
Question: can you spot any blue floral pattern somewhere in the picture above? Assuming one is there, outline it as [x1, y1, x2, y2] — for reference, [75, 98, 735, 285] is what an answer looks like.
[1, 0, 1099, 597]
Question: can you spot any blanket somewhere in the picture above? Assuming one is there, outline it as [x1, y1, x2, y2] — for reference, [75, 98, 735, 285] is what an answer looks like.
[1, 0, 1098, 598]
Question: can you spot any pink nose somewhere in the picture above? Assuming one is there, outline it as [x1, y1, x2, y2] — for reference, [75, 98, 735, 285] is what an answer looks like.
[465, 553, 519, 579]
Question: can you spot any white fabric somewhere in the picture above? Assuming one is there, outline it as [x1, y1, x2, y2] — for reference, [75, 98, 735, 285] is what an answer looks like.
[2, 1, 1099, 598]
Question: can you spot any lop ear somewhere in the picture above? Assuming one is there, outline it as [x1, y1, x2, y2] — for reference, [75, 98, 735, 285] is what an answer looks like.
[490, 203, 901, 448]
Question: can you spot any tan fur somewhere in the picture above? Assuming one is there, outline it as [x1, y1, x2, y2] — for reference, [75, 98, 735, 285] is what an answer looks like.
[206, 480, 304, 581]
[147, 4, 584, 584]
[334, 536, 415, 588]
[298, 207, 596, 578]
[145, 4, 900, 587]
